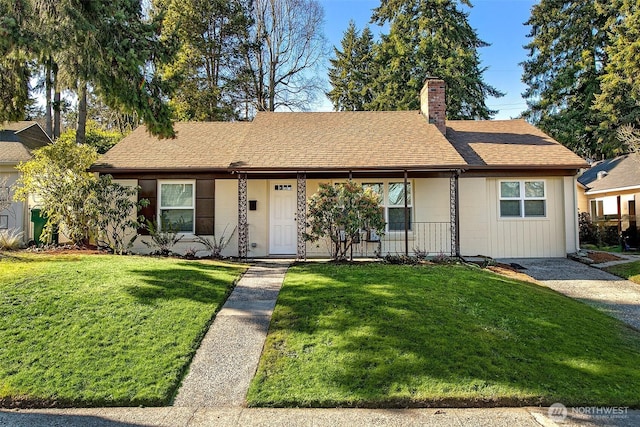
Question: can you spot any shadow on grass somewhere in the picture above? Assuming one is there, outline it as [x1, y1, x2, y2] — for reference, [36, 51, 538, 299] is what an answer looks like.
[251, 263, 640, 408]
[125, 261, 243, 305]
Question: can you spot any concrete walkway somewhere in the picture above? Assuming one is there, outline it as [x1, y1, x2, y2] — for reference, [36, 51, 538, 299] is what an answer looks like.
[500, 258, 640, 330]
[172, 261, 289, 407]
[3, 406, 640, 426]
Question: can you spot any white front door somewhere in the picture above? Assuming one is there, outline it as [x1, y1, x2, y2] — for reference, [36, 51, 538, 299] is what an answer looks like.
[270, 181, 297, 254]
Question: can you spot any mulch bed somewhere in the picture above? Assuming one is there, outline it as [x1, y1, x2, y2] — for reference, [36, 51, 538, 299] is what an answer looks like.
[586, 251, 623, 264]
[486, 263, 539, 284]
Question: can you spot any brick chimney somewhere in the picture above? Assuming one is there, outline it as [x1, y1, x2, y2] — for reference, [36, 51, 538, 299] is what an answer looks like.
[420, 77, 446, 135]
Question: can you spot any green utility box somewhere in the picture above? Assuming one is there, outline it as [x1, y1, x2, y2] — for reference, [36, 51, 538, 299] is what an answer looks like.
[30, 208, 58, 245]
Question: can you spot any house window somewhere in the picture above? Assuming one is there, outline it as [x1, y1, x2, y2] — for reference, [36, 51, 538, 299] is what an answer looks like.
[500, 180, 546, 218]
[363, 181, 412, 231]
[0, 186, 9, 202]
[158, 181, 195, 233]
[388, 182, 412, 231]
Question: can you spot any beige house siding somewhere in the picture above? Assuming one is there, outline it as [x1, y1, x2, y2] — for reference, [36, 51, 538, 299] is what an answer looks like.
[124, 175, 576, 258]
[0, 167, 29, 243]
[577, 184, 589, 214]
[459, 178, 489, 257]
[564, 176, 579, 254]
[485, 177, 567, 258]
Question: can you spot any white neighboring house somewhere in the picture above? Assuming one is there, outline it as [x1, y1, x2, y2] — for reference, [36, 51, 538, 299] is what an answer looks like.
[0, 121, 51, 244]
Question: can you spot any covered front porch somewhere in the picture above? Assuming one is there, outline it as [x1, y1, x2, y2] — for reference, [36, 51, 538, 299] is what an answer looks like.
[234, 170, 462, 260]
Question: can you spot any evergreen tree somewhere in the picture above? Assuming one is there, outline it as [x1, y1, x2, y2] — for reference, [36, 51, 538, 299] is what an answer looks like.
[521, 0, 614, 158]
[594, 0, 640, 150]
[369, 0, 502, 118]
[0, 0, 175, 139]
[156, 0, 251, 121]
[0, 0, 34, 122]
[327, 21, 375, 111]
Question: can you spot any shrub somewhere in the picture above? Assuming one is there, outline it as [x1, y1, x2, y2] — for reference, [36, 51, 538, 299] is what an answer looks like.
[87, 175, 148, 255]
[193, 225, 236, 259]
[431, 253, 454, 264]
[383, 254, 418, 265]
[0, 229, 23, 250]
[143, 218, 183, 256]
[306, 180, 385, 261]
[14, 138, 98, 245]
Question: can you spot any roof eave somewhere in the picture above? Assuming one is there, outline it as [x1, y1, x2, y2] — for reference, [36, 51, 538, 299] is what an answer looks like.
[465, 163, 587, 170]
[585, 184, 640, 195]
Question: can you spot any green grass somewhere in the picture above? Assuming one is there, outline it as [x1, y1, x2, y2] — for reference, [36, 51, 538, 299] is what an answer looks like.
[0, 252, 245, 407]
[581, 243, 640, 254]
[605, 261, 640, 284]
[247, 263, 640, 408]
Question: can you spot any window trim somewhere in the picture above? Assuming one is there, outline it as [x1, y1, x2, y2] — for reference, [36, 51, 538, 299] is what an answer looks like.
[157, 180, 196, 234]
[499, 180, 547, 219]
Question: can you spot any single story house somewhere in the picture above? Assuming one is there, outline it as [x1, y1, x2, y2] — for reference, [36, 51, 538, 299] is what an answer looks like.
[0, 121, 51, 243]
[577, 153, 640, 246]
[93, 78, 587, 259]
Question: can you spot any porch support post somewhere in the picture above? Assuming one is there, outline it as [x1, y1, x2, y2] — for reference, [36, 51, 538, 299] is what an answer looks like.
[617, 195, 622, 236]
[449, 170, 460, 257]
[238, 172, 248, 259]
[404, 170, 409, 257]
[296, 173, 307, 261]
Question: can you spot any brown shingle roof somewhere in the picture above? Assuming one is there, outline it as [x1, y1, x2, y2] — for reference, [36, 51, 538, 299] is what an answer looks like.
[94, 114, 587, 172]
[584, 153, 640, 194]
[0, 121, 50, 163]
[1, 121, 36, 132]
[0, 141, 32, 164]
[238, 111, 465, 169]
[96, 122, 251, 170]
[447, 119, 587, 168]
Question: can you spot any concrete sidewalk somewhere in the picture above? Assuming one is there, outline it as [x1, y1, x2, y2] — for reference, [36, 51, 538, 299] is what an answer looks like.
[2, 406, 640, 426]
[172, 261, 289, 407]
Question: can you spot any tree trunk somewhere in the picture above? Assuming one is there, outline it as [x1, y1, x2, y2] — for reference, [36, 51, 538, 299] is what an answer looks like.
[76, 82, 87, 145]
[45, 57, 53, 138]
[53, 62, 61, 139]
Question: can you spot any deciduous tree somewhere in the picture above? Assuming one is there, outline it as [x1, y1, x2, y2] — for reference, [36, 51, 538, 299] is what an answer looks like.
[305, 180, 385, 261]
[243, 0, 327, 113]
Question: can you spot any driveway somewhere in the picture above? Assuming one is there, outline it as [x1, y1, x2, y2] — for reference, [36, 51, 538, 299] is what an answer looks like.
[500, 258, 640, 330]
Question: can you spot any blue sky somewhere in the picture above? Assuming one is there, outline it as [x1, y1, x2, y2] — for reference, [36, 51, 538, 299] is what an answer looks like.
[316, 0, 537, 119]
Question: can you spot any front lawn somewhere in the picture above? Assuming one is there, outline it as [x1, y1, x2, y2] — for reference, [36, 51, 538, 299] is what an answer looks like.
[605, 261, 640, 284]
[247, 263, 640, 408]
[0, 252, 245, 407]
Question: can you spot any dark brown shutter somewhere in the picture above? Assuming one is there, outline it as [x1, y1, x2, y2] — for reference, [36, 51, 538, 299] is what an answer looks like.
[138, 179, 157, 235]
[195, 179, 215, 235]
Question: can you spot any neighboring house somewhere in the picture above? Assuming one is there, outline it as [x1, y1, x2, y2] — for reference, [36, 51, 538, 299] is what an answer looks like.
[92, 78, 587, 259]
[0, 121, 51, 243]
[577, 153, 640, 246]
